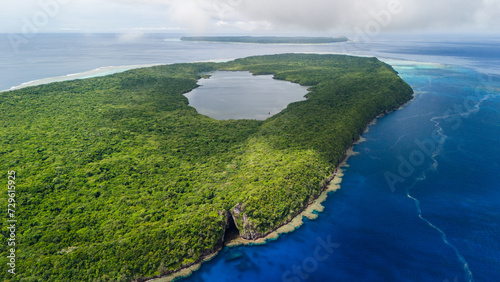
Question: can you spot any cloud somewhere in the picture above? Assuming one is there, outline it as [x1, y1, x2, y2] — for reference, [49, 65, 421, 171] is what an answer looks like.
[3, 0, 500, 33]
[106, 0, 500, 34]
[169, 1, 214, 32]
[109, 0, 238, 32]
[230, 0, 500, 33]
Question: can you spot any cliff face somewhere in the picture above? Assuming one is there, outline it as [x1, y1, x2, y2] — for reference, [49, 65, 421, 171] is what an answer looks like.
[226, 169, 339, 241]
[230, 203, 264, 240]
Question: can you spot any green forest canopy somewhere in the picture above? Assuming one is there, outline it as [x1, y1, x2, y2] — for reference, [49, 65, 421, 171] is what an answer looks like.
[0, 54, 413, 281]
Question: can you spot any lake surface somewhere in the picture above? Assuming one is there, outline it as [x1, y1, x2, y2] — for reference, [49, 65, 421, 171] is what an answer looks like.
[183, 71, 308, 120]
[1, 33, 498, 282]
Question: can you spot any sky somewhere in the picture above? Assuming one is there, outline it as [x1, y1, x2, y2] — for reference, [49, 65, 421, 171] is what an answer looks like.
[1, 0, 500, 35]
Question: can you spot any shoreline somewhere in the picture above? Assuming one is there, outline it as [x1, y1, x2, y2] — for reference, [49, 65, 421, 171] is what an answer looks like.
[1, 60, 230, 93]
[150, 116, 383, 282]
[2, 56, 455, 94]
[2, 64, 161, 92]
[149, 157, 350, 282]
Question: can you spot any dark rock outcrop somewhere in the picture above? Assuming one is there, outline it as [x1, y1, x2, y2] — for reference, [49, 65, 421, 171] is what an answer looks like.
[230, 203, 264, 240]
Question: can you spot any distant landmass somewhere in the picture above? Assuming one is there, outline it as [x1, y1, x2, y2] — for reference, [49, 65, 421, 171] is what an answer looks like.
[180, 36, 349, 44]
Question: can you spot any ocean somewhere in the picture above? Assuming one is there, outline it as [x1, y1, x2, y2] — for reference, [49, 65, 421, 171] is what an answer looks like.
[1, 33, 498, 282]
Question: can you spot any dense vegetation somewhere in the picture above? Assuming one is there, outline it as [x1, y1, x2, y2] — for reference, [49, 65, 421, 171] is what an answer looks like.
[0, 54, 412, 281]
[180, 36, 348, 44]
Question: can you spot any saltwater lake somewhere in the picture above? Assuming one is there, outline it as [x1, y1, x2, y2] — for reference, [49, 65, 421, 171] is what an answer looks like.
[183, 71, 308, 120]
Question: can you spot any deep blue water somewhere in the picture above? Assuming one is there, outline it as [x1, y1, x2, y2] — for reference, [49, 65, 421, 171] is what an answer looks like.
[1, 33, 498, 281]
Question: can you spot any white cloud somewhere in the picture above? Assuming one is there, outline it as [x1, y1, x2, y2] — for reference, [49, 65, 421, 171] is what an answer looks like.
[169, 1, 214, 32]
[110, 0, 500, 33]
[1, 0, 499, 33]
[229, 0, 500, 32]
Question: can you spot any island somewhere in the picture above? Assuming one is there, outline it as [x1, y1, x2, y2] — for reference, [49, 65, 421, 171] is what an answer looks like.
[0, 54, 413, 281]
[180, 36, 349, 44]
